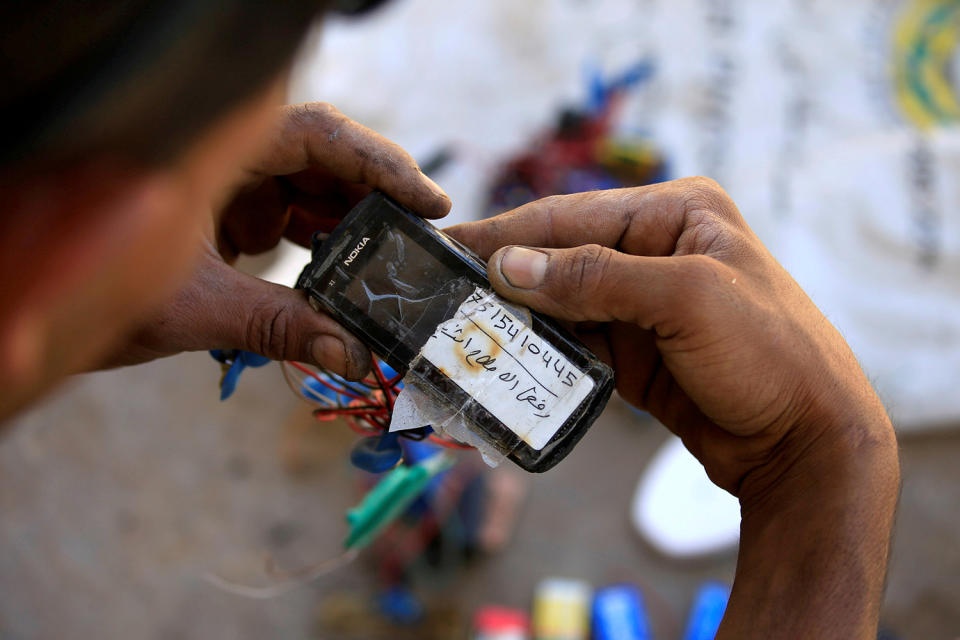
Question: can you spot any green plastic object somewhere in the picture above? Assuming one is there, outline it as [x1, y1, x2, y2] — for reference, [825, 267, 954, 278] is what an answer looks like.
[344, 453, 454, 550]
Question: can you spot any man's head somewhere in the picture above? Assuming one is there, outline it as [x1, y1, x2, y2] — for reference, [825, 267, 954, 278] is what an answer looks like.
[0, 1, 359, 419]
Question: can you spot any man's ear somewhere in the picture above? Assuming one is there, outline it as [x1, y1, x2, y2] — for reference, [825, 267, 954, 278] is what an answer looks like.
[0, 163, 176, 402]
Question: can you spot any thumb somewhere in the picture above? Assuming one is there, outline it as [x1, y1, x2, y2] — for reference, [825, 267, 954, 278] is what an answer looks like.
[145, 257, 371, 378]
[487, 245, 729, 332]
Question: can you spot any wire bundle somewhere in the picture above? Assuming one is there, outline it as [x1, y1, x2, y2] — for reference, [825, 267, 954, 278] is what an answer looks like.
[280, 358, 473, 450]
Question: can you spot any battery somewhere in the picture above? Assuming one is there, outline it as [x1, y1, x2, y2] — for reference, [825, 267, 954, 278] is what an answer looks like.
[473, 605, 530, 640]
[591, 584, 652, 640]
[531, 578, 592, 640]
[682, 582, 729, 640]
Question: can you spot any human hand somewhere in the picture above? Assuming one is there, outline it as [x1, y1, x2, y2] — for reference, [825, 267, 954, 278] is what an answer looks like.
[449, 179, 899, 638]
[448, 178, 893, 499]
[107, 103, 450, 378]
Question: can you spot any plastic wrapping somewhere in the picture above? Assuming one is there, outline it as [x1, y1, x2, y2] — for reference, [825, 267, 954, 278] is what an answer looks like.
[298, 192, 614, 472]
[390, 381, 506, 467]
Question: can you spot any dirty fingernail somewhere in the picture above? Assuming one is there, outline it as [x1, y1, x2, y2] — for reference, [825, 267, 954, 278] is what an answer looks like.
[499, 247, 548, 289]
[344, 340, 371, 380]
[312, 335, 347, 371]
[420, 171, 449, 201]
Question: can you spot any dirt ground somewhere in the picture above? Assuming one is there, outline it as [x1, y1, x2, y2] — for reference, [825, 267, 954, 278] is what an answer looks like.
[0, 352, 957, 639]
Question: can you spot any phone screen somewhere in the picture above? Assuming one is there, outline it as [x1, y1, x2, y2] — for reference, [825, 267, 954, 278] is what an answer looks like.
[342, 227, 477, 355]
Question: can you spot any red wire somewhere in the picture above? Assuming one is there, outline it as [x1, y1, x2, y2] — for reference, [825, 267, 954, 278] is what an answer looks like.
[359, 413, 388, 431]
[371, 359, 394, 413]
[289, 361, 367, 402]
[292, 359, 474, 451]
[315, 407, 390, 417]
[344, 419, 379, 436]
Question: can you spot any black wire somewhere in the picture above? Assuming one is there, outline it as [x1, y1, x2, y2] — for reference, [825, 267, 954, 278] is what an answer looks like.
[312, 405, 386, 413]
[367, 360, 392, 399]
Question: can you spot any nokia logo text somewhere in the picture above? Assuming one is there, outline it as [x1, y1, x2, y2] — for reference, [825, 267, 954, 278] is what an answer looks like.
[343, 237, 371, 266]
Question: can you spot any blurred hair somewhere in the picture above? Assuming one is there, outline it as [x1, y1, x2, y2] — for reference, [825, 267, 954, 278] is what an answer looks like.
[0, 1, 333, 170]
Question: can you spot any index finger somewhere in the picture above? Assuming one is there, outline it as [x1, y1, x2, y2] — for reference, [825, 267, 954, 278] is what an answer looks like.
[446, 178, 731, 259]
[251, 102, 452, 219]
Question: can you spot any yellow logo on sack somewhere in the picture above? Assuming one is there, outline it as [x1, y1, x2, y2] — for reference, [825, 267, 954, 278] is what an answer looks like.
[894, 0, 960, 129]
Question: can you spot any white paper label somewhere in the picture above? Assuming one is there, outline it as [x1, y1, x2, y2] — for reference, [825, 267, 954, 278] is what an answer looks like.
[419, 287, 595, 450]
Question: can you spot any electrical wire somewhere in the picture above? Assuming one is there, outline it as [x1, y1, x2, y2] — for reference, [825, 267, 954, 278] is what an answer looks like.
[207, 360, 475, 600]
[202, 548, 360, 600]
[281, 358, 475, 451]
[280, 360, 334, 407]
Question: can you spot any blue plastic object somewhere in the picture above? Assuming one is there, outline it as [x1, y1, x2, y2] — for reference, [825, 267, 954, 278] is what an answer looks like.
[350, 432, 403, 473]
[209, 350, 270, 400]
[586, 59, 655, 114]
[378, 585, 424, 625]
[399, 430, 441, 465]
[682, 582, 730, 640]
[379, 362, 400, 382]
[592, 584, 652, 640]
